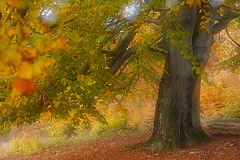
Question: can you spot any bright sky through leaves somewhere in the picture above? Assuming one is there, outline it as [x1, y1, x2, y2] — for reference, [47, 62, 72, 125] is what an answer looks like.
[54, 0, 68, 7]
[121, 0, 141, 21]
[40, 7, 58, 24]
[209, 0, 225, 7]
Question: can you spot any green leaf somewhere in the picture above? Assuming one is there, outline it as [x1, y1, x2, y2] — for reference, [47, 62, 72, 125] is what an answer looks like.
[66, 69, 76, 81]
[65, 32, 82, 43]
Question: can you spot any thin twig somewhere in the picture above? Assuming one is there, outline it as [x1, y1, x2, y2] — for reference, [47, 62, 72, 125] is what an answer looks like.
[225, 27, 240, 48]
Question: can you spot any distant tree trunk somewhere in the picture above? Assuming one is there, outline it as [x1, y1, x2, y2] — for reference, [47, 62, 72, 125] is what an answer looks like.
[144, 3, 215, 151]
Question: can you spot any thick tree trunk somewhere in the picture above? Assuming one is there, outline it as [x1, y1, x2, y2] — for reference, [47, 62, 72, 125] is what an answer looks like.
[144, 3, 213, 151]
[145, 63, 209, 151]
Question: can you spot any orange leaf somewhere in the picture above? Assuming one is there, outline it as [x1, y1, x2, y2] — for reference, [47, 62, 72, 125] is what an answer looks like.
[12, 78, 36, 96]
[38, 24, 51, 34]
[19, 47, 37, 62]
[21, 26, 30, 38]
[5, 0, 22, 9]
[56, 38, 68, 52]
[195, 0, 201, 7]
[185, 0, 193, 6]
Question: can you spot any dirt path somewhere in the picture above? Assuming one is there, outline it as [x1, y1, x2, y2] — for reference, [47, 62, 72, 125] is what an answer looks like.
[3, 131, 240, 160]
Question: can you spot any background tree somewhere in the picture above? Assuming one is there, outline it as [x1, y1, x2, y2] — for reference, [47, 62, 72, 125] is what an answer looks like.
[0, 0, 240, 152]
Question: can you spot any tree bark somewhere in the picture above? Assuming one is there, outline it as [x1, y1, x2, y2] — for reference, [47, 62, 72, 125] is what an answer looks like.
[144, 3, 211, 151]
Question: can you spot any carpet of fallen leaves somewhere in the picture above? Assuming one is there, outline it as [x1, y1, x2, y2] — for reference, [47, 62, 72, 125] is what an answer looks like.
[3, 130, 240, 160]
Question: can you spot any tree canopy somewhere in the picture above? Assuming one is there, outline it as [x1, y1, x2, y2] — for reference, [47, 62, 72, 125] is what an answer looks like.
[0, 0, 239, 140]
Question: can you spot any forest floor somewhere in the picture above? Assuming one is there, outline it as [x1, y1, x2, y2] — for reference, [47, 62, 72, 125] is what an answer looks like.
[2, 130, 240, 160]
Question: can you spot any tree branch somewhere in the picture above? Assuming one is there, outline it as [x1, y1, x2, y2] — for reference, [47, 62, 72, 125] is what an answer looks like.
[151, 8, 170, 12]
[108, 38, 168, 74]
[145, 19, 162, 25]
[108, 47, 136, 74]
[147, 37, 168, 55]
[225, 27, 240, 48]
[109, 31, 136, 57]
[213, 8, 240, 34]
[108, 37, 167, 74]
[105, 19, 121, 30]
[51, 14, 80, 29]
[220, 6, 240, 12]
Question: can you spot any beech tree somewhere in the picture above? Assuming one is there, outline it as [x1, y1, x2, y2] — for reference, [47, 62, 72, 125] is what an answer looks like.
[0, 0, 240, 151]
[139, 0, 240, 150]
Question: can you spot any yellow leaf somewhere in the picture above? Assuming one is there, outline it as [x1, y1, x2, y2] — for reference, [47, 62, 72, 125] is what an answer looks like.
[31, 63, 42, 77]
[18, 62, 33, 79]
[38, 24, 51, 34]
[105, 66, 110, 70]
[0, 44, 22, 67]
[185, 0, 193, 6]
[6, 27, 18, 37]
[56, 38, 68, 52]
[34, 57, 56, 69]
[77, 74, 84, 81]
[40, 111, 52, 121]
[29, 57, 55, 78]
[169, 5, 179, 16]
[195, 0, 201, 7]
[0, 32, 10, 51]
[0, 62, 13, 74]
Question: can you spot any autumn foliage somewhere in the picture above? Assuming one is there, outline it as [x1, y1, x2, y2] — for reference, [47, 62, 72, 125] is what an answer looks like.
[19, 47, 37, 62]
[12, 78, 36, 96]
[0, 0, 239, 137]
